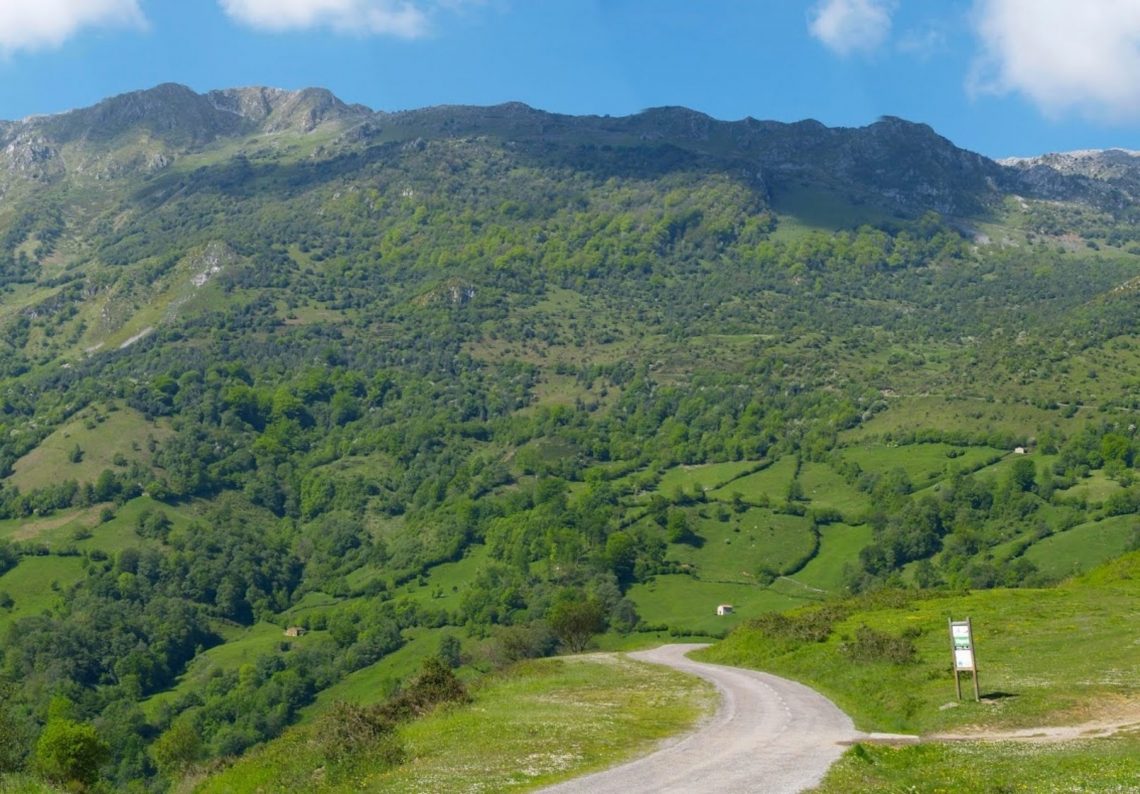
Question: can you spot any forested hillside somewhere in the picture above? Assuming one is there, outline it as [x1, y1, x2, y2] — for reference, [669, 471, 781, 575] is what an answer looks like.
[1, 84, 1139, 790]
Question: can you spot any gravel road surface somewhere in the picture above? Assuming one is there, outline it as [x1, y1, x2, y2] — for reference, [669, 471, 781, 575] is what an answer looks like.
[540, 644, 866, 794]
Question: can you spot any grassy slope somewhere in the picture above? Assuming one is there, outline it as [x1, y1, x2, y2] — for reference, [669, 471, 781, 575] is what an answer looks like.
[8, 404, 170, 492]
[812, 737, 1140, 794]
[699, 552, 1140, 735]
[195, 654, 716, 793]
[702, 553, 1140, 792]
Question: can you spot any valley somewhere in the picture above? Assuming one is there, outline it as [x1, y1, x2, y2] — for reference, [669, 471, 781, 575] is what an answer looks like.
[0, 84, 1137, 791]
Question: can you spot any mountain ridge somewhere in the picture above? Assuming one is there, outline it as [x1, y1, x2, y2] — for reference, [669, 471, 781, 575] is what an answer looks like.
[0, 82, 1129, 216]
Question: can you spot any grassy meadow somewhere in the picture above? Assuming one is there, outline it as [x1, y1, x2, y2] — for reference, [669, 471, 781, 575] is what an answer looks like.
[194, 654, 715, 793]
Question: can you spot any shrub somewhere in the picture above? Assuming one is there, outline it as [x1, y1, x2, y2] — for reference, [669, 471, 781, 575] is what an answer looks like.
[312, 702, 403, 767]
[379, 657, 470, 722]
[35, 719, 110, 789]
[840, 625, 917, 664]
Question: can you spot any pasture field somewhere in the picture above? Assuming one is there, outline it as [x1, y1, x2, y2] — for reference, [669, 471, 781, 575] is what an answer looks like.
[842, 395, 1068, 443]
[197, 654, 715, 793]
[388, 544, 490, 612]
[0, 495, 196, 554]
[141, 622, 326, 719]
[708, 456, 798, 503]
[0, 555, 86, 634]
[664, 506, 817, 583]
[8, 404, 169, 492]
[655, 459, 762, 496]
[790, 523, 874, 593]
[1055, 470, 1125, 504]
[628, 573, 810, 636]
[303, 627, 450, 717]
[835, 443, 1004, 487]
[797, 461, 871, 519]
[1023, 515, 1138, 578]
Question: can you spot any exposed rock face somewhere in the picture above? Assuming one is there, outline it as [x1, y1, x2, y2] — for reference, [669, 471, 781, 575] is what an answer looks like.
[0, 83, 1133, 216]
[4, 134, 59, 173]
[206, 86, 370, 132]
[1001, 149, 1140, 202]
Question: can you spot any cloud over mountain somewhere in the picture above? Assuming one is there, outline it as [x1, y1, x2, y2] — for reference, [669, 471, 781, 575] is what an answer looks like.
[970, 0, 1140, 121]
[0, 0, 144, 55]
[808, 0, 894, 56]
[217, 0, 432, 38]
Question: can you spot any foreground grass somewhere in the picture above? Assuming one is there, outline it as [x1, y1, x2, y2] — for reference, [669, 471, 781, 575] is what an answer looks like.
[702, 552, 1140, 793]
[197, 654, 715, 793]
[698, 552, 1140, 735]
[812, 736, 1140, 793]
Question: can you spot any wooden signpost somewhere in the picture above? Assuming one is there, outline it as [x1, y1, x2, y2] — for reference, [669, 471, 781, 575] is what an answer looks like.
[949, 617, 980, 701]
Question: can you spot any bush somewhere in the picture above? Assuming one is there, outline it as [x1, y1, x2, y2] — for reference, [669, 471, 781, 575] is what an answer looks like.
[840, 625, 917, 664]
[312, 702, 402, 767]
[35, 719, 110, 789]
[379, 657, 470, 722]
[746, 605, 843, 644]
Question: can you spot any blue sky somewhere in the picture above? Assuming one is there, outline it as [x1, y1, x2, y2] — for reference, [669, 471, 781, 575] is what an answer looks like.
[0, 1, 1138, 158]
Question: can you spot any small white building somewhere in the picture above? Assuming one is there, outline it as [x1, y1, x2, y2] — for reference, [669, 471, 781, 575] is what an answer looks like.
[1014, 447, 1026, 455]
[716, 604, 734, 616]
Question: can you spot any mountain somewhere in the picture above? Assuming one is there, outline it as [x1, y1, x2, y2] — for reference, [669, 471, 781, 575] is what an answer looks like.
[0, 84, 1138, 791]
[0, 83, 1123, 214]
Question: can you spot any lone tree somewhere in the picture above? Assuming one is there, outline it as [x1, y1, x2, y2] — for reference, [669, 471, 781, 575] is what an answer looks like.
[548, 596, 606, 653]
[35, 719, 109, 789]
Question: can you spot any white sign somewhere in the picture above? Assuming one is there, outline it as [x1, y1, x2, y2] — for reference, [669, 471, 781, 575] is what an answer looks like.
[954, 648, 975, 670]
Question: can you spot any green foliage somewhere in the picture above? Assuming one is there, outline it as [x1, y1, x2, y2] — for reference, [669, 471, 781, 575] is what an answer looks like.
[34, 720, 109, 789]
[839, 625, 918, 664]
[548, 594, 607, 652]
[1, 90, 1139, 791]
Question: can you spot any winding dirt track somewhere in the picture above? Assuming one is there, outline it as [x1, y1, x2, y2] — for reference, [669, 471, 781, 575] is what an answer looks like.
[541, 644, 885, 794]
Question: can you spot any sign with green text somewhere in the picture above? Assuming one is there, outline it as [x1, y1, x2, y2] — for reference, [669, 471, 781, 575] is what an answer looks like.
[949, 618, 980, 700]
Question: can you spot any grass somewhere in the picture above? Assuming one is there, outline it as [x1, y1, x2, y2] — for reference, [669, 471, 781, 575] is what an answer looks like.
[142, 621, 327, 719]
[303, 628, 449, 718]
[8, 404, 169, 492]
[0, 495, 196, 555]
[655, 460, 762, 496]
[663, 506, 817, 583]
[698, 551, 1140, 735]
[196, 654, 716, 793]
[0, 555, 86, 634]
[1024, 515, 1138, 579]
[790, 523, 874, 593]
[836, 443, 1004, 488]
[812, 737, 1140, 793]
[797, 462, 872, 520]
[708, 456, 798, 503]
[627, 573, 811, 636]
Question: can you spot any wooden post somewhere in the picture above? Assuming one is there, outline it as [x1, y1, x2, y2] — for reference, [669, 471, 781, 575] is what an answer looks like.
[949, 618, 963, 700]
[969, 618, 980, 702]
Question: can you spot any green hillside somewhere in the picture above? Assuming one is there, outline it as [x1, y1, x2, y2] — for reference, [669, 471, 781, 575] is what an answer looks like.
[0, 85, 1139, 791]
[701, 553, 1140, 791]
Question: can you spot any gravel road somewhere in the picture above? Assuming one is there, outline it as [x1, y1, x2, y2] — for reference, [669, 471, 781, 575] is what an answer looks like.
[540, 644, 868, 794]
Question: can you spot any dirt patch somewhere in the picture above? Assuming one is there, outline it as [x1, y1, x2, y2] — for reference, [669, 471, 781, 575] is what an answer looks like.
[929, 697, 1140, 743]
[9, 505, 105, 541]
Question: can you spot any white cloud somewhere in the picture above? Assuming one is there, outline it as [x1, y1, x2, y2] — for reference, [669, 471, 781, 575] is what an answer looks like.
[970, 0, 1140, 121]
[808, 0, 894, 56]
[218, 0, 434, 38]
[0, 0, 144, 55]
